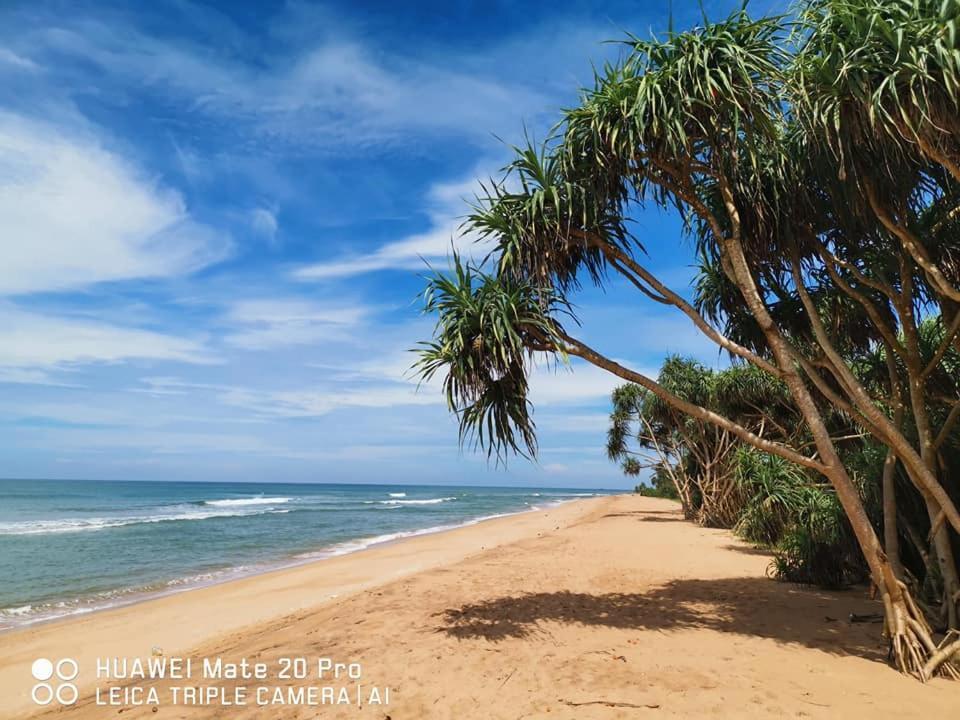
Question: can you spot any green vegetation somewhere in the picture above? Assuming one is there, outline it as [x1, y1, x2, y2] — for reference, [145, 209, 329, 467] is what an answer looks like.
[633, 474, 679, 500]
[608, 359, 870, 589]
[414, 0, 960, 679]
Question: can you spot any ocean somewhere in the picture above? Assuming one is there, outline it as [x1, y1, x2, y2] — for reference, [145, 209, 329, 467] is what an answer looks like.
[0, 479, 611, 630]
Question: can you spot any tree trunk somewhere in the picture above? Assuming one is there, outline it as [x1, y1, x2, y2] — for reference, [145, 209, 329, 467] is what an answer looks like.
[900, 309, 960, 631]
[924, 497, 960, 631]
[882, 451, 905, 580]
[882, 347, 905, 581]
[718, 227, 957, 677]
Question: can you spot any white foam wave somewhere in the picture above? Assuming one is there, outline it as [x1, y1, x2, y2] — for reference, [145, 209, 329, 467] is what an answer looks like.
[378, 497, 456, 506]
[0, 605, 33, 617]
[388, 492, 406, 498]
[0, 507, 281, 536]
[0, 497, 572, 631]
[204, 497, 291, 507]
[0, 563, 262, 630]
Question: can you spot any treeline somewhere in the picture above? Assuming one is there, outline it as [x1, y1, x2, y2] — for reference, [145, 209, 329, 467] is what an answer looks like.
[610, 351, 955, 589]
[415, 0, 960, 678]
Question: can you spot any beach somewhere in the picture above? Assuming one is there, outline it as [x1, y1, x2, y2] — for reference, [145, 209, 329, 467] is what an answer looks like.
[1, 494, 957, 719]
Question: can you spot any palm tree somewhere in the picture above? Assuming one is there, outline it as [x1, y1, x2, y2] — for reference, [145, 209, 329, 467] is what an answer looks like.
[607, 359, 742, 526]
[790, 0, 960, 633]
[414, 6, 959, 678]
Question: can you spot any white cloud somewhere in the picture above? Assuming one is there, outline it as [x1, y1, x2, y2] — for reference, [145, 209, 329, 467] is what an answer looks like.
[0, 367, 78, 386]
[18, 427, 282, 455]
[218, 384, 439, 418]
[0, 48, 38, 71]
[537, 412, 611, 433]
[125, 370, 440, 419]
[528, 360, 626, 405]
[0, 305, 216, 371]
[294, 173, 484, 280]
[250, 207, 279, 243]
[0, 112, 229, 295]
[27, 20, 555, 150]
[223, 298, 370, 350]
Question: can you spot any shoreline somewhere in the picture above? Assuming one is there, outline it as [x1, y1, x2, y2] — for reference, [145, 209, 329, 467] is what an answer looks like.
[5, 493, 956, 719]
[0, 494, 588, 633]
[0, 495, 608, 718]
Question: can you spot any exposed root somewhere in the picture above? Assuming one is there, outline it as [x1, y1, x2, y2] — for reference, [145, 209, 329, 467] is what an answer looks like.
[561, 699, 660, 710]
[921, 631, 960, 681]
[883, 577, 960, 680]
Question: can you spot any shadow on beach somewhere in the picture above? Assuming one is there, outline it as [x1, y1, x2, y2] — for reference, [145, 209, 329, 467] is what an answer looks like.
[601, 510, 686, 522]
[722, 543, 775, 557]
[436, 576, 884, 661]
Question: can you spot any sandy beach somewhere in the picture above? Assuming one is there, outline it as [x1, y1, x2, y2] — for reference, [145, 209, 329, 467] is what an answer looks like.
[2, 494, 957, 719]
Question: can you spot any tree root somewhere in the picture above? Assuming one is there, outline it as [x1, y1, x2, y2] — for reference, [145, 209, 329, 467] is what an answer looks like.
[884, 579, 960, 680]
[561, 699, 660, 709]
[921, 631, 960, 682]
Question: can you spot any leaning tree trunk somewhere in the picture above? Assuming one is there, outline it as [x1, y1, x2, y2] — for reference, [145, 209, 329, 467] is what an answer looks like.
[882, 349, 905, 581]
[882, 450, 904, 581]
[719, 228, 960, 679]
[898, 292, 960, 631]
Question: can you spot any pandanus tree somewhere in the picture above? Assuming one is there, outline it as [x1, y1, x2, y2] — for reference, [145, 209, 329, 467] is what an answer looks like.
[607, 358, 801, 526]
[607, 359, 743, 525]
[787, 0, 960, 635]
[414, 4, 960, 677]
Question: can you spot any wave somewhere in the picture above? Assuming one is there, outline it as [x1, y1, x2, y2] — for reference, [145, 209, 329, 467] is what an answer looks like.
[0, 507, 287, 536]
[388, 492, 406, 498]
[0, 605, 33, 618]
[378, 497, 456, 506]
[0, 497, 567, 631]
[203, 497, 291, 507]
[296, 508, 523, 561]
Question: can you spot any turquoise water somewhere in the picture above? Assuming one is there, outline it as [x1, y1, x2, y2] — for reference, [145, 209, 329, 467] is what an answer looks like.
[0, 479, 610, 629]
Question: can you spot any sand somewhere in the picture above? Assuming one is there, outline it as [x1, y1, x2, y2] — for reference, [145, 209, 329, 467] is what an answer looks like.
[1, 494, 957, 719]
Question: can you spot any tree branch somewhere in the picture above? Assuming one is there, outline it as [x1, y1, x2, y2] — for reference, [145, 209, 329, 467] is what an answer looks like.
[553, 330, 827, 472]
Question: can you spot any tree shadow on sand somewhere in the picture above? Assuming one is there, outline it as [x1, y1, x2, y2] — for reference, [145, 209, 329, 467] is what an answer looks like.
[722, 543, 775, 557]
[601, 511, 685, 522]
[436, 576, 886, 661]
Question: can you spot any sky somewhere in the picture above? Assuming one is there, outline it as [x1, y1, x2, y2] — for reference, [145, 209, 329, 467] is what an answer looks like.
[0, 0, 784, 489]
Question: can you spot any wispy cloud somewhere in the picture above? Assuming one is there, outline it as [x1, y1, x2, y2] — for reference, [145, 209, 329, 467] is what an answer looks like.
[0, 112, 229, 295]
[218, 384, 439, 418]
[0, 48, 38, 71]
[293, 172, 485, 280]
[21, 19, 556, 151]
[222, 298, 371, 350]
[250, 207, 279, 244]
[529, 360, 636, 405]
[126, 370, 440, 419]
[537, 412, 612, 433]
[0, 305, 217, 372]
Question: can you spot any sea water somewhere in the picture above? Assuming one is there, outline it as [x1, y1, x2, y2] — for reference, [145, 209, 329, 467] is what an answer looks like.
[0, 479, 610, 629]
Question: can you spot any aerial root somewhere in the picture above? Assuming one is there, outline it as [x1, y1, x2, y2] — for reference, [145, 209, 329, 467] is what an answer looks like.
[884, 580, 959, 680]
[921, 631, 960, 681]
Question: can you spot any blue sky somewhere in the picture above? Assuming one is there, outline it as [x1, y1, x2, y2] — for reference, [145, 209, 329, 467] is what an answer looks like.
[0, 0, 783, 488]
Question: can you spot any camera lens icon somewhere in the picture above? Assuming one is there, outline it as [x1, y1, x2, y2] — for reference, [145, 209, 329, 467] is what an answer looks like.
[31, 658, 78, 705]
